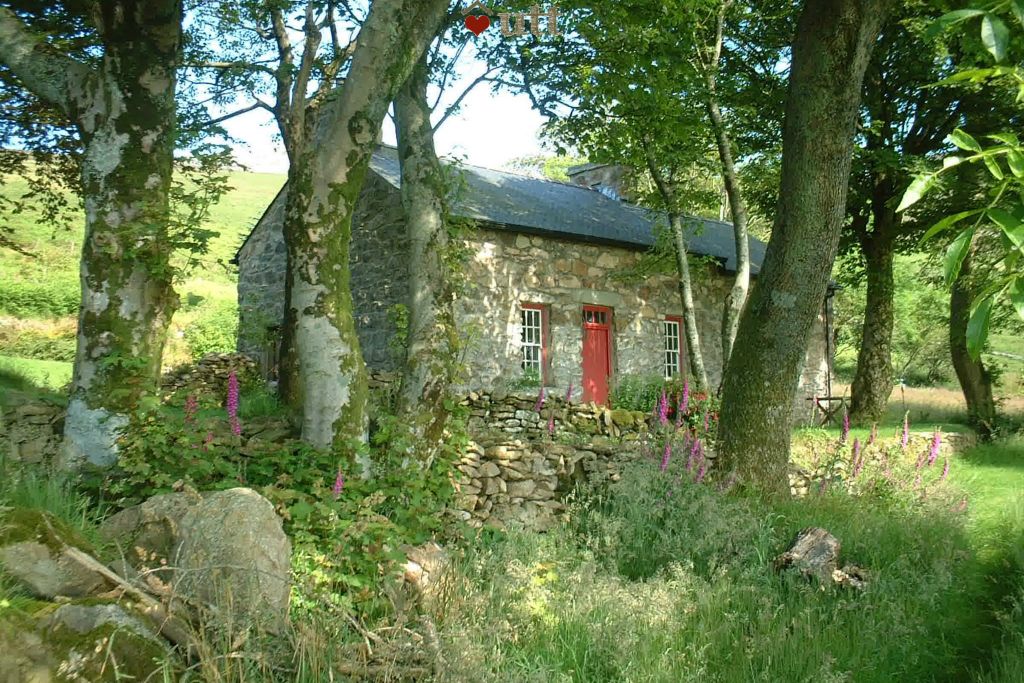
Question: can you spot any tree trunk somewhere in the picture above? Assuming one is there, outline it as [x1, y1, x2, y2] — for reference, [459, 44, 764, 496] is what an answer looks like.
[716, 0, 892, 494]
[276, 0, 450, 451]
[394, 56, 457, 445]
[0, 2, 183, 468]
[669, 214, 710, 390]
[950, 235, 997, 440]
[849, 190, 896, 424]
[704, 2, 750, 381]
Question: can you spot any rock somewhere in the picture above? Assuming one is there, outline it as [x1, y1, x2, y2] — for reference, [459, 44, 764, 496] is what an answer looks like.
[832, 564, 869, 591]
[775, 527, 841, 584]
[507, 480, 537, 498]
[0, 509, 107, 599]
[401, 542, 450, 612]
[478, 461, 501, 478]
[176, 488, 291, 630]
[609, 409, 635, 427]
[100, 488, 291, 631]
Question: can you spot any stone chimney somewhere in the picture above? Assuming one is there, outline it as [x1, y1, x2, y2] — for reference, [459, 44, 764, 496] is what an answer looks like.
[566, 163, 634, 202]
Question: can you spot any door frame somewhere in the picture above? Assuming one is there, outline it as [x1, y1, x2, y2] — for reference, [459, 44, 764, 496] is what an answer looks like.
[581, 304, 613, 403]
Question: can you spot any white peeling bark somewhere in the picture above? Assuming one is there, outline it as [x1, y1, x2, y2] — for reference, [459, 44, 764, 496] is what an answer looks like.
[0, 3, 183, 467]
[277, 0, 451, 451]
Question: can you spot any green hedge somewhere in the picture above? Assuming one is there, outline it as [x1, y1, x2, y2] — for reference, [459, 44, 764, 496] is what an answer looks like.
[184, 299, 239, 360]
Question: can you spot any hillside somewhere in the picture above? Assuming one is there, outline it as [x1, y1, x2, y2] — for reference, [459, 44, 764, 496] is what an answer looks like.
[0, 169, 284, 374]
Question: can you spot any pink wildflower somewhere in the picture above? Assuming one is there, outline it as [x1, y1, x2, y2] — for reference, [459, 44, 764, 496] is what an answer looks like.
[695, 460, 707, 484]
[928, 429, 942, 466]
[660, 440, 672, 472]
[851, 438, 863, 478]
[686, 438, 700, 471]
[332, 469, 345, 499]
[534, 387, 546, 412]
[841, 410, 850, 443]
[658, 389, 669, 425]
[227, 371, 241, 436]
[901, 412, 910, 450]
[184, 394, 198, 425]
[681, 379, 690, 415]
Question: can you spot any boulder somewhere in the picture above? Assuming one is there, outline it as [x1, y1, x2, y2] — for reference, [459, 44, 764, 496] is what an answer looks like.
[0, 509, 107, 599]
[100, 487, 291, 630]
[175, 488, 291, 630]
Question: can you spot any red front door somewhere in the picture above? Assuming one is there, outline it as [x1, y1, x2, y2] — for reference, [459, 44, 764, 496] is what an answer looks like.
[581, 306, 612, 405]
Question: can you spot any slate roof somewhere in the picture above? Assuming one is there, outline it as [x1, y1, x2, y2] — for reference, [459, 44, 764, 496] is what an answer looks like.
[238, 145, 766, 273]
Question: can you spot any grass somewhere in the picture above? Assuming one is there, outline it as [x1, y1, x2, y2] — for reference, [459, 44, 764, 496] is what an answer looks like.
[0, 354, 72, 395]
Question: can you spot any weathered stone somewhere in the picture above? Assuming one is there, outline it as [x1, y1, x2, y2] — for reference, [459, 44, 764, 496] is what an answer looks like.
[478, 461, 501, 478]
[775, 527, 841, 584]
[175, 488, 291, 630]
[507, 480, 537, 498]
[0, 509, 107, 599]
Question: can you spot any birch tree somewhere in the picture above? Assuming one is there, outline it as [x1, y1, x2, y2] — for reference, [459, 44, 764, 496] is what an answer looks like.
[0, 1, 183, 468]
[715, 0, 893, 494]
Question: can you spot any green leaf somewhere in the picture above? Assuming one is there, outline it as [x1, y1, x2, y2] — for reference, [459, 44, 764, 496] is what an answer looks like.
[944, 227, 975, 287]
[966, 294, 994, 360]
[897, 172, 937, 211]
[981, 14, 1009, 62]
[926, 9, 986, 39]
[1008, 150, 1024, 178]
[920, 209, 983, 243]
[943, 155, 965, 169]
[988, 207, 1024, 250]
[984, 155, 1005, 179]
[1011, 277, 1024, 320]
[949, 129, 982, 152]
[988, 132, 1020, 146]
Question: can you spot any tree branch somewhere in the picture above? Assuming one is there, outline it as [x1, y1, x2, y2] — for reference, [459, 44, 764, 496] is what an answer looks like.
[0, 7, 95, 118]
[202, 101, 273, 128]
[432, 66, 497, 132]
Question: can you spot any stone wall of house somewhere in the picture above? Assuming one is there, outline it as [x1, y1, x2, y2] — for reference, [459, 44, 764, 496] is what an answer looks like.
[236, 180, 832, 422]
[236, 174, 408, 373]
[454, 227, 732, 398]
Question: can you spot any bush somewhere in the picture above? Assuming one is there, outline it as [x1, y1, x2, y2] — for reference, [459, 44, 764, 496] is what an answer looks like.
[102, 391, 467, 621]
[0, 278, 79, 317]
[183, 299, 239, 359]
[0, 327, 76, 362]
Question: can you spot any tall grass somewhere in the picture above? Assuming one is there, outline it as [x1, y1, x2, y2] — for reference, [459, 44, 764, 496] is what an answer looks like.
[437, 455, 1009, 683]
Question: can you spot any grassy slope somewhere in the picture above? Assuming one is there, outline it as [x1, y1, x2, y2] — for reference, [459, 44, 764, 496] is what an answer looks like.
[0, 169, 283, 368]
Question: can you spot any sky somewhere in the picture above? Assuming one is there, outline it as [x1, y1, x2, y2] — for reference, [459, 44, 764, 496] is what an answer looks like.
[219, 70, 549, 175]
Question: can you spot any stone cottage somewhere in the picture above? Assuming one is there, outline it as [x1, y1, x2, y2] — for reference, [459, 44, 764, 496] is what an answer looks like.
[235, 145, 834, 421]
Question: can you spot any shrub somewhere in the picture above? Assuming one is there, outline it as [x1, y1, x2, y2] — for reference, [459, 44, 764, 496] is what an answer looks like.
[183, 299, 239, 359]
[0, 278, 80, 317]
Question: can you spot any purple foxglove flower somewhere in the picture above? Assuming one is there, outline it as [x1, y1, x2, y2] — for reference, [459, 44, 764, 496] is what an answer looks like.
[565, 381, 574, 403]
[332, 469, 345, 499]
[660, 440, 672, 472]
[868, 422, 877, 445]
[901, 413, 910, 450]
[686, 438, 700, 471]
[658, 389, 669, 425]
[184, 394, 198, 425]
[227, 371, 241, 436]
[841, 410, 850, 443]
[695, 461, 707, 484]
[681, 380, 690, 415]
[548, 413, 555, 436]
[928, 429, 941, 466]
[534, 387, 546, 412]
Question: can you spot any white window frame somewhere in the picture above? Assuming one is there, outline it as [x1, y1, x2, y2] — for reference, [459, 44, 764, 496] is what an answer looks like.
[521, 305, 544, 377]
[663, 317, 682, 379]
